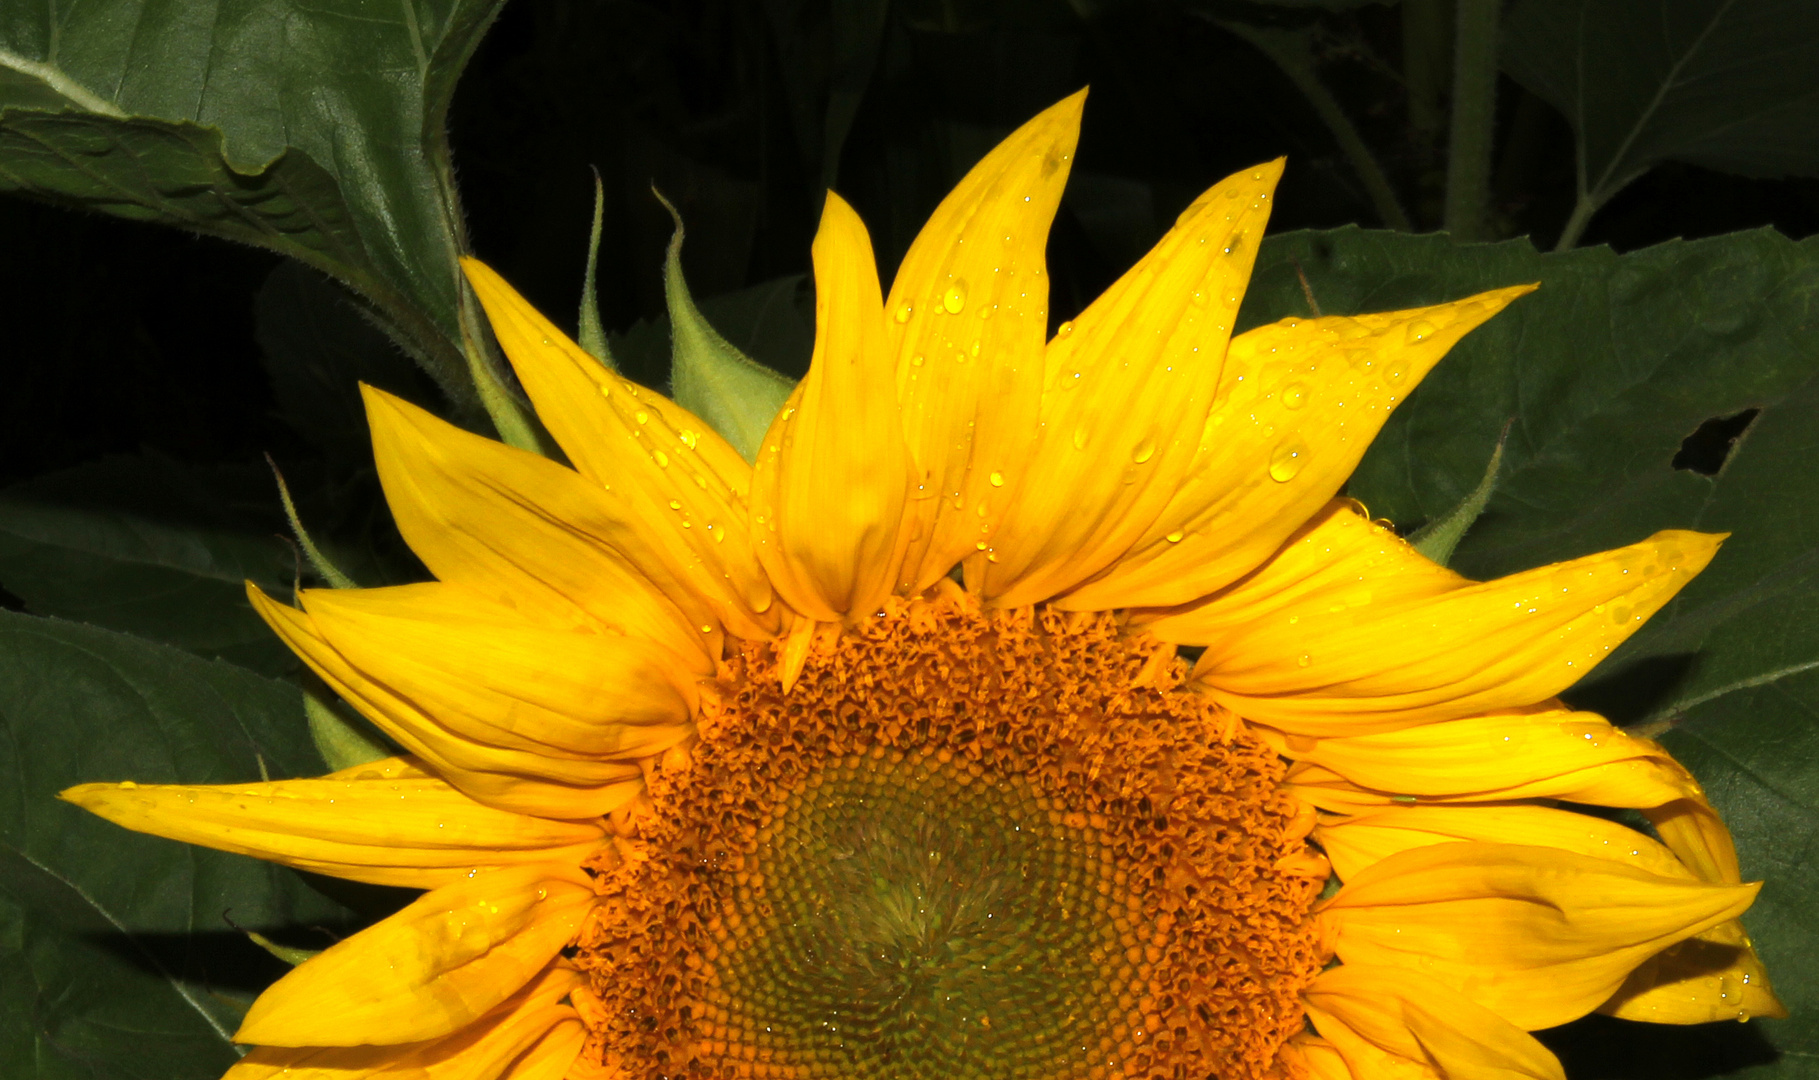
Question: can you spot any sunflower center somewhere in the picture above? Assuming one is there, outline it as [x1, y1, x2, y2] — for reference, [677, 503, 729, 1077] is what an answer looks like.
[574, 596, 1328, 1080]
[716, 755, 1120, 1079]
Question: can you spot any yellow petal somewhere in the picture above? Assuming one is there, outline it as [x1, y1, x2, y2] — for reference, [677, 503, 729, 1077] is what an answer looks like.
[1280, 1035, 1363, 1080]
[301, 583, 695, 761]
[498, 1018, 587, 1080]
[251, 587, 644, 819]
[461, 259, 777, 639]
[750, 192, 915, 621]
[883, 90, 1083, 592]
[362, 385, 713, 668]
[1263, 708, 1704, 804]
[1066, 288, 1533, 611]
[59, 762, 608, 889]
[1321, 842, 1760, 1030]
[1600, 916, 1787, 1023]
[1313, 803, 1688, 883]
[236, 865, 593, 1047]
[227, 963, 582, 1078]
[981, 161, 1283, 606]
[1304, 964, 1564, 1080]
[1153, 500, 1722, 733]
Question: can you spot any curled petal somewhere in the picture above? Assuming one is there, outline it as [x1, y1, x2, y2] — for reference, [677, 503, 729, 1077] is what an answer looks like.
[1280, 1034, 1359, 1080]
[1600, 916, 1787, 1023]
[301, 583, 696, 761]
[1067, 287, 1532, 611]
[886, 90, 1082, 592]
[1321, 842, 1759, 1030]
[252, 588, 644, 819]
[1305, 964, 1564, 1080]
[60, 759, 608, 888]
[235, 866, 595, 1047]
[750, 192, 915, 622]
[1152, 502, 1721, 734]
[1313, 803, 1689, 884]
[462, 259, 777, 639]
[363, 385, 713, 667]
[981, 161, 1283, 606]
[227, 964, 584, 1078]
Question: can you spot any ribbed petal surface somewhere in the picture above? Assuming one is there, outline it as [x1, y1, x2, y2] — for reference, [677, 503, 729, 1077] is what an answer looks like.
[884, 91, 1082, 592]
[750, 192, 915, 622]
[251, 588, 645, 819]
[462, 258, 777, 639]
[1321, 842, 1759, 1030]
[1313, 803, 1687, 883]
[59, 758, 608, 888]
[301, 583, 695, 761]
[227, 964, 583, 1078]
[1151, 501, 1721, 734]
[1065, 288, 1531, 611]
[1279, 1035, 1360, 1080]
[363, 385, 712, 669]
[1304, 965, 1565, 1080]
[236, 866, 595, 1046]
[980, 162, 1281, 606]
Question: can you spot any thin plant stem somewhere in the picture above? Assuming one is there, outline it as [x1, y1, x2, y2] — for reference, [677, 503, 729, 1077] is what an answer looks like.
[1444, 0, 1501, 241]
[1223, 21, 1413, 232]
[1555, 193, 1598, 251]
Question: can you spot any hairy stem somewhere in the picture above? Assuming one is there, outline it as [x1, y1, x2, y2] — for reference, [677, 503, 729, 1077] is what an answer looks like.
[1444, 0, 1500, 241]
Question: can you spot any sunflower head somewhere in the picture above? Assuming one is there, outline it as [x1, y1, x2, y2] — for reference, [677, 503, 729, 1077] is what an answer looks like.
[62, 90, 1780, 1080]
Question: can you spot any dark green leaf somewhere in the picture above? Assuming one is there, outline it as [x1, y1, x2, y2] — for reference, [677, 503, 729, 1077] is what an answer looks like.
[0, 0, 509, 405]
[0, 455, 297, 675]
[1240, 225, 1819, 1073]
[1503, 0, 1819, 237]
[0, 612, 360, 1078]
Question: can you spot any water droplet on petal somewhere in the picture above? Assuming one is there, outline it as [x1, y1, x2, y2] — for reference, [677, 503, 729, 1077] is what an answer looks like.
[1269, 438, 1309, 482]
[1281, 382, 1308, 410]
[1405, 320, 1437, 344]
[895, 302, 913, 323]
[911, 354, 925, 367]
[1132, 436, 1157, 464]
[679, 429, 699, 449]
[634, 410, 650, 425]
[944, 283, 967, 314]
[1386, 361, 1407, 384]
[1072, 427, 1090, 451]
[668, 500, 683, 510]
[1296, 653, 1311, 667]
[1165, 530, 1185, 543]
[1056, 321, 1075, 338]
[989, 472, 1004, 487]
[1190, 289, 1208, 307]
[652, 450, 669, 467]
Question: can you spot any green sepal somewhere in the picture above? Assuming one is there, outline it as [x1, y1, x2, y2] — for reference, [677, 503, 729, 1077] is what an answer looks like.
[1408, 425, 1506, 567]
[655, 189, 796, 462]
[577, 168, 617, 368]
[246, 930, 321, 967]
[304, 685, 390, 772]
[267, 457, 357, 590]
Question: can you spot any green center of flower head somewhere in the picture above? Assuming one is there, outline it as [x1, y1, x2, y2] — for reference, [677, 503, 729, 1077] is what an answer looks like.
[713, 754, 1123, 1080]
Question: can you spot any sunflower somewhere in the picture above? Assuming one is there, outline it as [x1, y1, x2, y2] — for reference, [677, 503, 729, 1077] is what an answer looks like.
[64, 91, 1783, 1080]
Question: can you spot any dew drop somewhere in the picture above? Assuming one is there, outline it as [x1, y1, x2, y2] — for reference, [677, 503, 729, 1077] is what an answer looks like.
[1610, 605, 1633, 625]
[1132, 436, 1157, 464]
[668, 500, 683, 511]
[598, 384, 612, 400]
[679, 429, 699, 449]
[1280, 382, 1308, 410]
[1072, 427, 1090, 451]
[895, 302, 913, 323]
[634, 410, 650, 425]
[1386, 361, 1407, 384]
[1296, 653, 1311, 668]
[118, 780, 137, 789]
[1404, 320, 1437, 344]
[1190, 289, 1209, 308]
[1346, 348, 1374, 372]
[652, 450, 669, 468]
[944, 283, 968, 314]
[1268, 438, 1309, 482]
[911, 354, 925, 367]
[1056, 321, 1075, 338]
[1165, 530, 1184, 543]
[989, 471, 1005, 487]
[970, 340, 981, 358]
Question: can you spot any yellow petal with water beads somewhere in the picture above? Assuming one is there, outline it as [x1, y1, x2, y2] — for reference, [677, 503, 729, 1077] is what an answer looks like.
[1062, 286, 1534, 611]
[982, 160, 1285, 606]
[59, 760, 609, 889]
[1153, 501, 1722, 734]
[225, 964, 584, 1079]
[750, 192, 916, 623]
[361, 385, 712, 670]
[885, 90, 1083, 593]
[250, 587, 646, 820]
[1304, 965, 1565, 1080]
[235, 864, 595, 1046]
[462, 259, 778, 640]
[1321, 842, 1759, 1030]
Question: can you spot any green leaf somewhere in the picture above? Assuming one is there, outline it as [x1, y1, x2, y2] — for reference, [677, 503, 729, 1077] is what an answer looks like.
[1240, 225, 1819, 1073]
[0, 455, 298, 675]
[1502, 0, 1819, 246]
[0, 612, 360, 1078]
[658, 197, 798, 463]
[0, 0, 509, 405]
